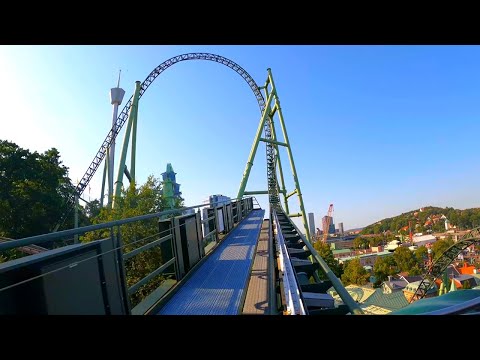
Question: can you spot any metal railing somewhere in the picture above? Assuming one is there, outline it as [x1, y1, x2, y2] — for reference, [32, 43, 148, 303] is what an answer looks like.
[273, 208, 364, 315]
[267, 213, 277, 315]
[0, 196, 256, 314]
[273, 210, 306, 315]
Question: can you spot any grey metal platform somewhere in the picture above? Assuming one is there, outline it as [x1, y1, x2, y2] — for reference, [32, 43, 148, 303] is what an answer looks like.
[157, 209, 265, 315]
[242, 219, 270, 314]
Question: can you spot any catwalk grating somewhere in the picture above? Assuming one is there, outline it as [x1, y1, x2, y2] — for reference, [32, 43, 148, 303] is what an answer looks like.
[158, 209, 265, 315]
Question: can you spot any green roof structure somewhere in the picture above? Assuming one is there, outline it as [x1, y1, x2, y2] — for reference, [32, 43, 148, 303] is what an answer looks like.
[390, 289, 480, 315]
[361, 288, 409, 311]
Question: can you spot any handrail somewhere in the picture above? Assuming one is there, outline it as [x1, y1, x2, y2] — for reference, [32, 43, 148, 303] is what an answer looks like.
[277, 208, 364, 315]
[267, 206, 277, 314]
[124, 234, 172, 260]
[0, 196, 250, 252]
[273, 210, 306, 315]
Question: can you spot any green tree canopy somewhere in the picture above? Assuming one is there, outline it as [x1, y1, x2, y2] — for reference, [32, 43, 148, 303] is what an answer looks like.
[353, 236, 370, 249]
[341, 258, 369, 286]
[313, 241, 343, 279]
[393, 246, 417, 273]
[361, 206, 480, 234]
[432, 238, 454, 260]
[368, 236, 384, 247]
[373, 255, 397, 284]
[414, 245, 428, 267]
[81, 175, 176, 307]
[0, 140, 79, 239]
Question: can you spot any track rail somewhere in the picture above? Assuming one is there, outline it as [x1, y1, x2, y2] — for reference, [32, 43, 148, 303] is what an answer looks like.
[56, 53, 271, 229]
[410, 227, 480, 302]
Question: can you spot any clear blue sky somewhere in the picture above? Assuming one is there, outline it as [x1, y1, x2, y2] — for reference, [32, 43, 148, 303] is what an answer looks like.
[1, 45, 480, 231]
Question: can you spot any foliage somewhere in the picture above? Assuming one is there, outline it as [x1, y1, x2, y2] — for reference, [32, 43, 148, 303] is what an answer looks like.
[353, 236, 370, 249]
[432, 238, 454, 260]
[373, 256, 397, 284]
[81, 176, 179, 308]
[85, 199, 101, 219]
[313, 241, 343, 279]
[393, 246, 418, 273]
[361, 206, 480, 235]
[341, 258, 370, 286]
[0, 140, 81, 239]
[414, 246, 428, 267]
[408, 264, 423, 276]
[368, 235, 385, 247]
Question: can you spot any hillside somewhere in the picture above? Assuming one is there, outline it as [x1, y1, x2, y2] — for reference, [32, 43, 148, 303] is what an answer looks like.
[361, 206, 480, 235]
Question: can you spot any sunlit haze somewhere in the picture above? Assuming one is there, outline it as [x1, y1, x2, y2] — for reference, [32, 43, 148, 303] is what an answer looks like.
[2, 45, 480, 230]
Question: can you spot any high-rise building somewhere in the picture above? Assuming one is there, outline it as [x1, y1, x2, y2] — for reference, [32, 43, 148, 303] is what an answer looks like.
[308, 213, 315, 240]
[338, 222, 344, 235]
[322, 216, 335, 235]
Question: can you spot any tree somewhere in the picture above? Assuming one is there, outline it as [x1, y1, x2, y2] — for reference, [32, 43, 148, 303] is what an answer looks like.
[373, 255, 397, 284]
[432, 238, 454, 260]
[341, 258, 369, 286]
[85, 199, 101, 219]
[414, 246, 428, 268]
[415, 224, 425, 234]
[369, 236, 384, 247]
[393, 246, 417, 273]
[408, 264, 423, 276]
[0, 140, 77, 240]
[313, 241, 343, 279]
[353, 236, 370, 250]
[81, 175, 176, 308]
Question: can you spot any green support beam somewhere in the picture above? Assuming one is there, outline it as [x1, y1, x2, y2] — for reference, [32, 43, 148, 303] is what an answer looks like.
[237, 90, 275, 199]
[264, 85, 289, 214]
[269, 118, 289, 213]
[100, 153, 108, 208]
[268, 69, 310, 242]
[269, 103, 278, 117]
[288, 213, 302, 218]
[236, 68, 310, 241]
[130, 98, 138, 185]
[259, 138, 288, 147]
[286, 189, 297, 199]
[113, 81, 141, 208]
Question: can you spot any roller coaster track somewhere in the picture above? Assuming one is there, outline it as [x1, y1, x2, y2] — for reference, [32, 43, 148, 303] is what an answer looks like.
[56, 53, 278, 229]
[409, 227, 480, 302]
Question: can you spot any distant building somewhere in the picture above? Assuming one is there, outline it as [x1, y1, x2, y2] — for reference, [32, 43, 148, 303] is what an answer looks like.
[412, 234, 437, 247]
[385, 240, 400, 252]
[160, 163, 183, 209]
[330, 285, 409, 315]
[308, 213, 316, 240]
[332, 249, 355, 259]
[330, 240, 355, 250]
[337, 251, 393, 267]
[445, 218, 450, 231]
[403, 280, 438, 303]
[208, 194, 231, 208]
[337, 222, 344, 236]
[449, 274, 478, 290]
[361, 288, 410, 314]
[322, 216, 335, 235]
[381, 275, 423, 294]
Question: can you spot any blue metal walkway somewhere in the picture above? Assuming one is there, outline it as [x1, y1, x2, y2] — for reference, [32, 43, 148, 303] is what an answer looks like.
[158, 209, 265, 315]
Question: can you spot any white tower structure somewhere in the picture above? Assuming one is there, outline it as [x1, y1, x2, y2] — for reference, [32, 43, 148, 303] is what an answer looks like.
[102, 70, 125, 208]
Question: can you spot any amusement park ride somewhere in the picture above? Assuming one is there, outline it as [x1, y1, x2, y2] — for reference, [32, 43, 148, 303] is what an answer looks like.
[1, 53, 480, 315]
